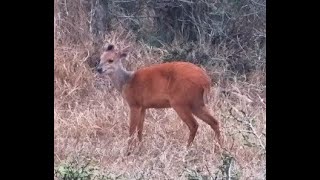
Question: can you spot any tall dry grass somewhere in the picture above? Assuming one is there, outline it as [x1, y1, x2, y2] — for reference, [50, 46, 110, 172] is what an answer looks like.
[54, 0, 265, 179]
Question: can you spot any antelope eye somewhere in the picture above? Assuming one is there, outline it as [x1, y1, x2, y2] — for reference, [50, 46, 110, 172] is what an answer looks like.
[107, 59, 113, 63]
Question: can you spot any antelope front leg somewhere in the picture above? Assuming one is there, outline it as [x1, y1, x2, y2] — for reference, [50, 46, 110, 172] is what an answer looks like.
[127, 106, 142, 155]
[137, 108, 146, 142]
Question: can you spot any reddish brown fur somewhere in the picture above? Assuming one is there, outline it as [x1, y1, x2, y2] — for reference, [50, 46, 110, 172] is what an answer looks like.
[97, 44, 222, 154]
[123, 62, 210, 109]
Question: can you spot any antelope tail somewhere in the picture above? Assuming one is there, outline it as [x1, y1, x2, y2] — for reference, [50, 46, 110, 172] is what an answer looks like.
[203, 86, 210, 104]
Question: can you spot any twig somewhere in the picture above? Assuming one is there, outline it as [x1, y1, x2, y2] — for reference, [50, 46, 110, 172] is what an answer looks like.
[247, 119, 265, 150]
[205, 164, 213, 178]
[113, 0, 136, 2]
[250, 0, 266, 7]
[226, 157, 233, 180]
[178, 0, 194, 4]
[229, 107, 266, 150]
[116, 15, 159, 19]
[64, 0, 68, 16]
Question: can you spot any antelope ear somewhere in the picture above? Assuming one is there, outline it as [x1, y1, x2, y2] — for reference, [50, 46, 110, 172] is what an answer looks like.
[119, 53, 127, 58]
[119, 47, 130, 58]
[104, 44, 114, 51]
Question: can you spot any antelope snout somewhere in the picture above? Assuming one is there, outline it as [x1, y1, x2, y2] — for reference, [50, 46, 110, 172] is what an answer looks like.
[97, 67, 102, 74]
[96, 63, 103, 74]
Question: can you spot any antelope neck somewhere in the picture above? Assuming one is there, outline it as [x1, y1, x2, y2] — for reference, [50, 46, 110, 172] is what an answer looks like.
[109, 65, 134, 92]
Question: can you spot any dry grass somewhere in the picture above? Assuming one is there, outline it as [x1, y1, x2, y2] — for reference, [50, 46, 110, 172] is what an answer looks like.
[54, 31, 265, 180]
[54, 0, 265, 179]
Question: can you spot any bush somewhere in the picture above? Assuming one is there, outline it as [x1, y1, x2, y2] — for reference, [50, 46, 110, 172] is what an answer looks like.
[54, 0, 265, 75]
